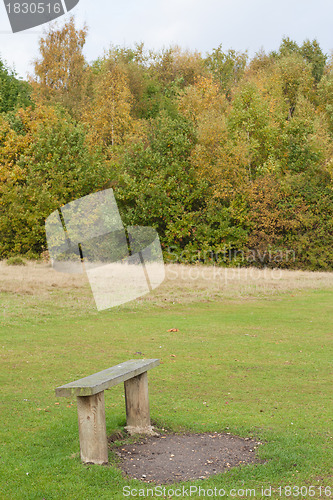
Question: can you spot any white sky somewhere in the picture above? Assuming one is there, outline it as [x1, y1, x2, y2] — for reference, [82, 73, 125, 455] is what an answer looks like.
[0, 0, 332, 78]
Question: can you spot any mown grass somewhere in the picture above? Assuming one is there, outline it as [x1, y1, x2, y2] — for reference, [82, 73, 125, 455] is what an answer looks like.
[0, 262, 332, 499]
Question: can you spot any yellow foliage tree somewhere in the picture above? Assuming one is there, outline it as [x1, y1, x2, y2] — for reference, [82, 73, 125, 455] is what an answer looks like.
[32, 16, 88, 116]
[178, 75, 247, 198]
[82, 62, 134, 150]
[178, 75, 226, 124]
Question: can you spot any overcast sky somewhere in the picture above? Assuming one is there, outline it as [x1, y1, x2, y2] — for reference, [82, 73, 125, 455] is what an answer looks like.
[0, 0, 332, 78]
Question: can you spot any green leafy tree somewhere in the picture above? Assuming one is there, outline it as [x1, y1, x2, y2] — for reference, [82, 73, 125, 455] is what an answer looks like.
[0, 59, 31, 113]
[205, 45, 248, 98]
[273, 37, 327, 84]
[114, 112, 246, 261]
[277, 37, 300, 57]
[300, 39, 327, 83]
[227, 82, 271, 180]
[277, 116, 325, 174]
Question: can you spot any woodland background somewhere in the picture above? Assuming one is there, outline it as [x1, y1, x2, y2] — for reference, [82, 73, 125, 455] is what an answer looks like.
[1, 18, 333, 269]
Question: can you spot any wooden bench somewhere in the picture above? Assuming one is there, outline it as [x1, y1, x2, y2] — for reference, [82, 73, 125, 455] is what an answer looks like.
[55, 359, 160, 465]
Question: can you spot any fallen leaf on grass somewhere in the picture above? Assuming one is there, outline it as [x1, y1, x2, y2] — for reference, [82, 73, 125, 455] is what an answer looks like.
[167, 328, 179, 332]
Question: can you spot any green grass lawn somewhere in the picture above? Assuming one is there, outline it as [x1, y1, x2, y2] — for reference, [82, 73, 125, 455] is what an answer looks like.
[0, 265, 333, 499]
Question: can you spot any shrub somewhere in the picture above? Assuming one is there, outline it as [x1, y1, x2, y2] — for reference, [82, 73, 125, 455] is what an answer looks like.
[6, 256, 26, 266]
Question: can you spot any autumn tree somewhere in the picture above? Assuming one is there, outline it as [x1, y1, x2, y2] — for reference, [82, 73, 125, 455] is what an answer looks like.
[277, 53, 314, 119]
[99, 44, 151, 119]
[245, 171, 333, 270]
[246, 48, 275, 75]
[178, 75, 226, 123]
[32, 16, 88, 116]
[178, 75, 247, 198]
[82, 60, 134, 152]
[149, 46, 206, 87]
[318, 72, 333, 136]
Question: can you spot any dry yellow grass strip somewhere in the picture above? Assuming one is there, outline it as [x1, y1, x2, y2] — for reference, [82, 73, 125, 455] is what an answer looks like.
[0, 260, 89, 296]
[146, 264, 333, 304]
[1, 261, 333, 307]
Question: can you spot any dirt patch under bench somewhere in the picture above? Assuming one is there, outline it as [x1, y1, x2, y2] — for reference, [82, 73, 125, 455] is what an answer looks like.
[110, 432, 263, 484]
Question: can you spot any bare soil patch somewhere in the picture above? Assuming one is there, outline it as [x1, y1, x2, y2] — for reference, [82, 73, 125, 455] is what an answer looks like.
[111, 432, 262, 484]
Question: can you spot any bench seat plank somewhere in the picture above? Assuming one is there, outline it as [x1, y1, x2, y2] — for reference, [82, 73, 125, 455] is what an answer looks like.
[55, 359, 159, 398]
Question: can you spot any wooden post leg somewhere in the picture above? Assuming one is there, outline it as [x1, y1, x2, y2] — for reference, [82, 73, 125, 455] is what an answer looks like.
[76, 391, 108, 464]
[124, 372, 157, 435]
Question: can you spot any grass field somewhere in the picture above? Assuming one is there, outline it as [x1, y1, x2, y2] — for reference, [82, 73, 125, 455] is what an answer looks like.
[1, 261, 333, 499]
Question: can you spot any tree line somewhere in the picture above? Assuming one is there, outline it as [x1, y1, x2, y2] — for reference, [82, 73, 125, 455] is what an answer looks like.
[0, 17, 333, 269]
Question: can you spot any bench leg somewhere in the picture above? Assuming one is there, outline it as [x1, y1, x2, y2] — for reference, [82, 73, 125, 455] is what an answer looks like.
[124, 371, 157, 435]
[76, 391, 108, 464]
